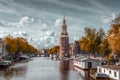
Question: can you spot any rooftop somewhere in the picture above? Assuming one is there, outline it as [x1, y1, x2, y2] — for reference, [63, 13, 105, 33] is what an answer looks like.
[76, 57, 99, 62]
[98, 65, 120, 71]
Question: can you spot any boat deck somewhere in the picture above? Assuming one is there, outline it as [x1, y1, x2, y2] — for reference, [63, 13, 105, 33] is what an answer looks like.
[90, 73, 116, 80]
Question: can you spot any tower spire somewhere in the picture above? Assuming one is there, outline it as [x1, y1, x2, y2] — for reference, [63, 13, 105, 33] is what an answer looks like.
[63, 16, 66, 23]
[61, 16, 68, 36]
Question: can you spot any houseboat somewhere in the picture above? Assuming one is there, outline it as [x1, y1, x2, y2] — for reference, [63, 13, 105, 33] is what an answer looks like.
[97, 65, 120, 80]
[17, 55, 30, 62]
[0, 60, 12, 69]
[95, 73, 108, 79]
[74, 57, 100, 70]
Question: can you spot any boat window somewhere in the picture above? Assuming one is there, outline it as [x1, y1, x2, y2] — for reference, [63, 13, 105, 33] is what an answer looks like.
[99, 68, 101, 73]
[104, 69, 105, 73]
[109, 70, 111, 74]
[114, 72, 117, 77]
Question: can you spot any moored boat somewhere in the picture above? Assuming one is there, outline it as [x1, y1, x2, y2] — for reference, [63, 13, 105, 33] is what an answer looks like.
[95, 73, 108, 79]
[0, 60, 12, 69]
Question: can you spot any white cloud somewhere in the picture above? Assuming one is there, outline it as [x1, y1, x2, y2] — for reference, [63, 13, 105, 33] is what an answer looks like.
[13, 31, 28, 36]
[0, 30, 6, 38]
[0, 16, 34, 28]
[31, 29, 57, 48]
[54, 19, 62, 27]
[100, 13, 116, 24]
[0, 21, 20, 27]
[19, 16, 34, 27]
[32, 38, 38, 42]
[73, 36, 79, 41]
[101, 16, 112, 24]
[41, 23, 48, 31]
[46, 30, 55, 36]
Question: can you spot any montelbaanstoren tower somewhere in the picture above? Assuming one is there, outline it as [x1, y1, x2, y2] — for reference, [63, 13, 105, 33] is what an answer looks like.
[59, 17, 69, 59]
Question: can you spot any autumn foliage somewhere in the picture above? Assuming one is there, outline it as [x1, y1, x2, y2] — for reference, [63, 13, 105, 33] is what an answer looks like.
[107, 15, 120, 55]
[48, 45, 60, 54]
[79, 14, 120, 57]
[79, 27, 105, 56]
[4, 36, 37, 55]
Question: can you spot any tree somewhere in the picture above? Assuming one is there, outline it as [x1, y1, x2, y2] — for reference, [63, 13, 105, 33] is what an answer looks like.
[80, 27, 96, 54]
[4, 36, 17, 55]
[95, 28, 105, 54]
[79, 27, 105, 56]
[107, 14, 120, 55]
[48, 45, 60, 54]
[52, 46, 60, 54]
[99, 38, 111, 56]
[4, 36, 37, 56]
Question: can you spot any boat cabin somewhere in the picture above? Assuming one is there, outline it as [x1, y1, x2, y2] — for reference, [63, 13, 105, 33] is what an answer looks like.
[0, 60, 11, 69]
[97, 65, 120, 80]
[74, 57, 100, 69]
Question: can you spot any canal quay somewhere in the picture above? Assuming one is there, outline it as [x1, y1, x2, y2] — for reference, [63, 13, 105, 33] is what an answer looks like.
[0, 57, 94, 80]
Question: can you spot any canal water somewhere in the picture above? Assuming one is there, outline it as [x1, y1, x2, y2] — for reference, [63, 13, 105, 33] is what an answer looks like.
[0, 57, 94, 80]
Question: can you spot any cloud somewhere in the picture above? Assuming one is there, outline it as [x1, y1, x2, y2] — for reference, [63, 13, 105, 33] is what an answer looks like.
[0, 16, 34, 28]
[101, 16, 112, 24]
[0, 0, 18, 14]
[13, 31, 28, 36]
[19, 16, 34, 27]
[73, 36, 79, 41]
[46, 30, 55, 36]
[100, 13, 116, 24]
[87, 0, 111, 12]
[0, 30, 7, 38]
[54, 19, 62, 27]
[30, 29, 57, 48]
[0, 21, 19, 27]
[41, 23, 48, 31]
[43, 0, 107, 14]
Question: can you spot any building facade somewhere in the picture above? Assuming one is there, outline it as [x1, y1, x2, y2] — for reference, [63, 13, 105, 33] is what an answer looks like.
[69, 40, 80, 57]
[0, 39, 2, 56]
[69, 43, 74, 57]
[0, 38, 7, 57]
[59, 17, 69, 59]
[73, 40, 80, 55]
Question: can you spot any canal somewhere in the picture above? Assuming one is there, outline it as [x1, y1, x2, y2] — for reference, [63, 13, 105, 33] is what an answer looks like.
[0, 57, 94, 80]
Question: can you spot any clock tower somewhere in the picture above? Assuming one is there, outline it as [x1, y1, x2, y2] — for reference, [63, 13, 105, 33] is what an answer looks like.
[59, 17, 69, 59]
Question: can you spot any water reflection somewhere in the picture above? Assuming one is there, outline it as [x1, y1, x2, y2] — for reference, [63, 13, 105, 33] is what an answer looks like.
[0, 63, 27, 80]
[0, 58, 91, 80]
[74, 67, 93, 80]
[59, 60, 70, 80]
[59, 60, 77, 80]
[59, 60, 70, 72]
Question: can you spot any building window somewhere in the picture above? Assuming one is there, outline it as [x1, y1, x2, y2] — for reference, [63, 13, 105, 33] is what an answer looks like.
[114, 72, 117, 77]
[109, 70, 111, 74]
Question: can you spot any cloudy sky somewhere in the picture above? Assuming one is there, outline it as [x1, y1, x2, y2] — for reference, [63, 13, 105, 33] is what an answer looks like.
[0, 0, 120, 48]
